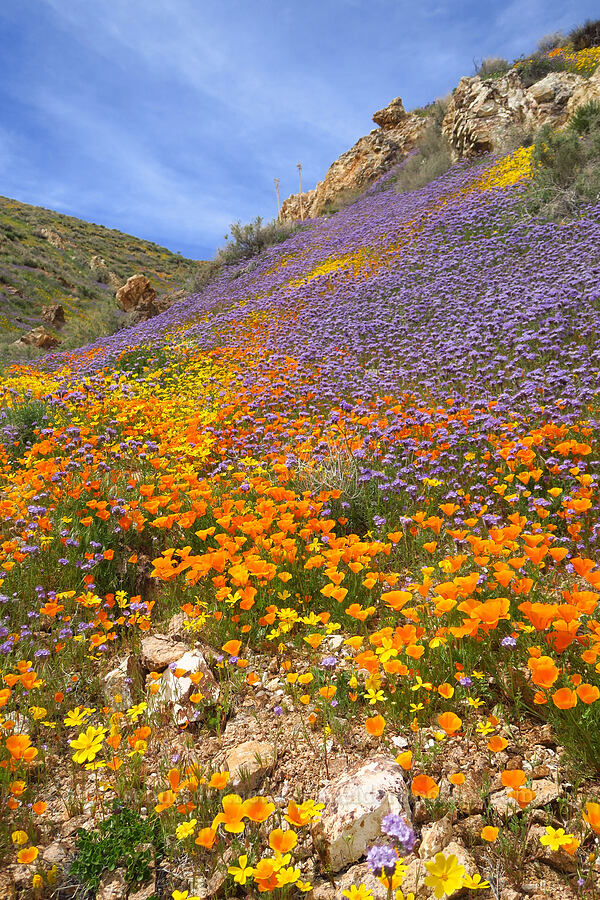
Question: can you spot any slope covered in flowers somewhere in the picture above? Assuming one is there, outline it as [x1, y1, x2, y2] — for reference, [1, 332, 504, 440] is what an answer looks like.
[2, 141, 600, 897]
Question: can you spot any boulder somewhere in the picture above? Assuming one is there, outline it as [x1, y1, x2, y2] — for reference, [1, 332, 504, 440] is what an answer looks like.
[160, 649, 220, 706]
[41, 304, 65, 326]
[103, 657, 134, 708]
[418, 814, 453, 859]
[313, 862, 388, 899]
[372, 96, 408, 129]
[312, 755, 410, 872]
[140, 634, 187, 671]
[116, 274, 157, 313]
[225, 740, 276, 792]
[96, 868, 128, 900]
[39, 227, 64, 249]
[490, 778, 561, 817]
[18, 326, 60, 350]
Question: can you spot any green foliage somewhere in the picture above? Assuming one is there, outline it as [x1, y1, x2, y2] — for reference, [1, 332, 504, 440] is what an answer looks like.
[216, 216, 299, 266]
[390, 121, 453, 195]
[70, 804, 163, 891]
[515, 53, 567, 88]
[537, 31, 565, 53]
[0, 194, 205, 356]
[1, 398, 55, 458]
[568, 18, 600, 52]
[523, 103, 600, 220]
[475, 56, 510, 79]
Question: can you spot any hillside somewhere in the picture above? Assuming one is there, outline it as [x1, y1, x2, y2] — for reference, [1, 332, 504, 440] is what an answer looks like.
[2, 29, 600, 900]
[0, 195, 207, 358]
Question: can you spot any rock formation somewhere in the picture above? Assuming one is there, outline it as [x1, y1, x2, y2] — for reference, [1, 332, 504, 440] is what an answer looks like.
[442, 70, 587, 158]
[280, 97, 429, 221]
[13, 326, 61, 350]
[41, 303, 65, 327]
[115, 274, 157, 313]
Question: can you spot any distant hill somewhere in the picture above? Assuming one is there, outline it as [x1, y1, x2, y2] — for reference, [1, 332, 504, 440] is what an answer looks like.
[0, 195, 209, 358]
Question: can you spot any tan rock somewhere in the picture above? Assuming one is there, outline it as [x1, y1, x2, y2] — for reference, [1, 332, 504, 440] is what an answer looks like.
[116, 274, 157, 312]
[225, 740, 276, 791]
[490, 778, 561, 817]
[312, 755, 410, 873]
[280, 107, 428, 221]
[140, 634, 187, 671]
[96, 868, 128, 900]
[0, 871, 16, 900]
[160, 649, 220, 706]
[18, 326, 60, 350]
[528, 823, 577, 873]
[40, 227, 64, 249]
[567, 66, 600, 116]
[128, 882, 156, 900]
[41, 303, 65, 326]
[418, 814, 453, 858]
[373, 96, 408, 129]
[41, 841, 67, 865]
[103, 656, 134, 708]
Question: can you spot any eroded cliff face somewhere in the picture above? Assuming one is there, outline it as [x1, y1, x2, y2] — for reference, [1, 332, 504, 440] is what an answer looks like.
[280, 97, 430, 222]
[441, 69, 598, 158]
[280, 64, 600, 222]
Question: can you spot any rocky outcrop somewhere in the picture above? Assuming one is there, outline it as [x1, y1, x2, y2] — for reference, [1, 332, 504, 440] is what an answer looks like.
[41, 303, 65, 326]
[115, 274, 157, 313]
[312, 756, 410, 872]
[39, 227, 64, 249]
[225, 740, 276, 792]
[442, 70, 585, 158]
[280, 97, 429, 221]
[14, 326, 60, 350]
[567, 65, 600, 115]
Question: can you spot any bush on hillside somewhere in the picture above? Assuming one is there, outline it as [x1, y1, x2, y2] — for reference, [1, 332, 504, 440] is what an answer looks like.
[537, 32, 565, 53]
[524, 101, 600, 219]
[569, 18, 600, 51]
[391, 121, 453, 195]
[216, 217, 298, 266]
[515, 53, 567, 88]
[474, 56, 510, 80]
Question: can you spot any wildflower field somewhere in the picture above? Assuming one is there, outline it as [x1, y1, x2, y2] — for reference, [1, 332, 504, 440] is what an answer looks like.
[2, 138, 600, 899]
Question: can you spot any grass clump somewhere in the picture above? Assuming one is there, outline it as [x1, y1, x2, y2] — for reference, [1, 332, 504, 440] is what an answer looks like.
[1, 397, 55, 458]
[474, 56, 510, 80]
[515, 52, 567, 88]
[523, 101, 600, 219]
[216, 216, 299, 266]
[391, 119, 453, 195]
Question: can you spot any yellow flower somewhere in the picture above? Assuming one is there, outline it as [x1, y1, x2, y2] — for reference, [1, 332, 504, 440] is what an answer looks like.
[176, 819, 197, 840]
[342, 886, 374, 900]
[539, 826, 575, 852]
[228, 854, 254, 885]
[126, 702, 147, 721]
[69, 725, 107, 764]
[424, 853, 466, 899]
[12, 830, 29, 846]
[63, 706, 91, 727]
[462, 873, 491, 890]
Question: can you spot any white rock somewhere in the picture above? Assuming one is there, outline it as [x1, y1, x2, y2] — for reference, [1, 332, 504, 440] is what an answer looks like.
[312, 755, 410, 873]
[419, 814, 453, 859]
[140, 633, 186, 671]
[225, 740, 276, 791]
[103, 657, 133, 708]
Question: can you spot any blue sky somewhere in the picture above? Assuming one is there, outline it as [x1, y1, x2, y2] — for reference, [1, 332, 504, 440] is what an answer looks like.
[0, 0, 597, 259]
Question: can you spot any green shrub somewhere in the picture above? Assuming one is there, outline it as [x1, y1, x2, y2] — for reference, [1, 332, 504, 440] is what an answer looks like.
[70, 804, 162, 891]
[523, 105, 600, 219]
[216, 216, 298, 266]
[516, 53, 567, 88]
[475, 56, 510, 80]
[569, 18, 600, 51]
[391, 122, 453, 195]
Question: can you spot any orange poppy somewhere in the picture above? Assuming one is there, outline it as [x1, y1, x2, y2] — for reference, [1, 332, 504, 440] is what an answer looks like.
[395, 751, 413, 770]
[365, 715, 385, 736]
[501, 769, 526, 789]
[576, 684, 599, 704]
[509, 787, 536, 809]
[437, 712, 462, 735]
[195, 826, 217, 848]
[17, 847, 39, 864]
[487, 736, 508, 753]
[481, 826, 499, 842]
[269, 828, 297, 853]
[209, 771, 229, 790]
[212, 794, 246, 833]
[551, 687, 577, 709]
[583, 801, 600, 835]
[243, 796, 275, 823]
[449, 773, 465, 785]
[411, 774, 439, 799]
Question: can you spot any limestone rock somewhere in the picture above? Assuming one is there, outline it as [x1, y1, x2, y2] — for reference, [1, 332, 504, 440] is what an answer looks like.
[490, 778, 561, 817]
[372, 96, 408, 129]
[129, 881, 156, 900]
[280, 108, 428, 221]
[312, 755, 410, 873]
[41, 303, 65, 326]
[18, 326, 60, 350]
[96, 868, 128, 900]
[160, 649, 221, 706]
[528, 824, 577, 873]
[418, 814, 453, 859]
[41, 841, 67, 865]
[140, 634, 187, 671]
[0, 870, 16, 900]
[442, 69, 585, 158]
[567, 66, 600, 116]
[116, 274, 157, 313]
[225, 740, 276, 792]
[39, 227, 64, 249]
